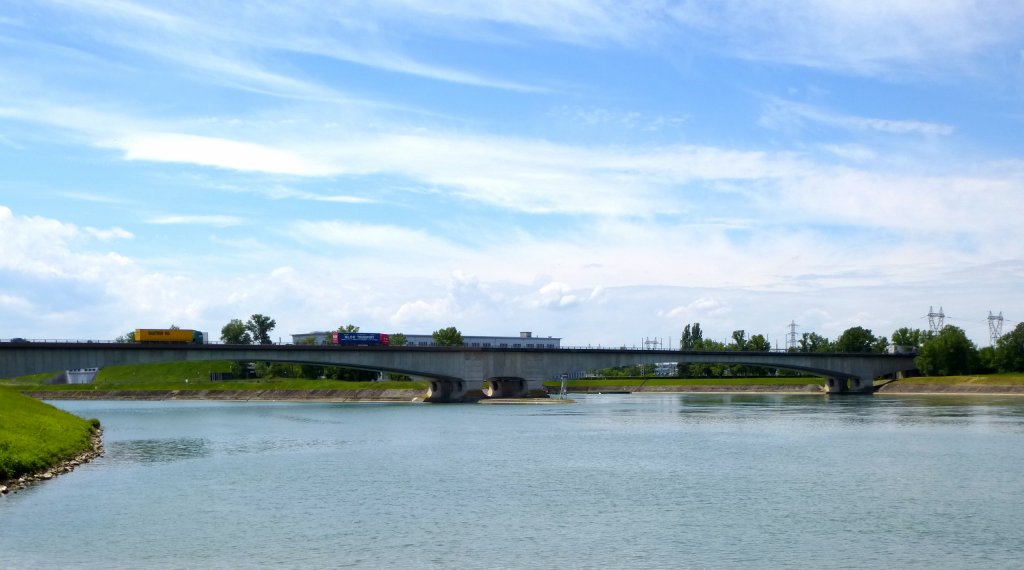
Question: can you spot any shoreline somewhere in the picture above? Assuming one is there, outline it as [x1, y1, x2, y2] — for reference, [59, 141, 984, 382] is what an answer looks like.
[21, 382, 1024, 403]
[20, 388, 426, 402]
[1, 428, 104, 496]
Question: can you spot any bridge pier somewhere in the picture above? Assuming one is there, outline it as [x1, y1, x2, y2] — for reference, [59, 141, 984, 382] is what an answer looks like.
[423, 378, 484, 403]
[824, 376, 874, 394]
[424, 376, 546, 402]
[482, 377, 528, 398]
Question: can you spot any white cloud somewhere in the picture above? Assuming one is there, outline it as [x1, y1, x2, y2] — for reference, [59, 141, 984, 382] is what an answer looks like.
[820, 144, 877, 162]
[289, 220, 462, 255]
[147, 215, 242, 227]
[760, 98, 953, 136]
[669, 0, 1024, 76]
[36, 0, 546, 95]
[533, 281, 583, 309]
[85, 227, 134, 240]
[0, 206, 135, 279]
[114, 133, 330, 175]
[0, 292, 32, 312]
[664, 296, 730, 320]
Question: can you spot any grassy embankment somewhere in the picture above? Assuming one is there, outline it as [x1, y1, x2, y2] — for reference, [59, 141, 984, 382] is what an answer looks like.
[544, 377, 825, 390]
[0, 387, 100, 481]
[2, 360, 427, 393]
[885, 373, 1024, 386]
[545, 374, 1024, 391]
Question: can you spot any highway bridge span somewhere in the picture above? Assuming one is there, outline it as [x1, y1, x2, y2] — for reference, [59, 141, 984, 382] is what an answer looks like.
[0, 343, 917, 401]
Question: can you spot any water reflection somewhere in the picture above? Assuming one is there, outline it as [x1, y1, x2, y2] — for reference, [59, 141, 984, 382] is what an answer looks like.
[562, 392, 1024, 433]
[105, 437, 210, 464]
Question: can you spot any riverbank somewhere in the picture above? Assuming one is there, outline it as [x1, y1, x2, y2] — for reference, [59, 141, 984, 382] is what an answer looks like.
[20, 388, 427, 402]
[21, 382, 1024, 402]
[876, 383, 1024, 394]
[567, 384, 823, 394]
[1, 428, 103, 495]
[0, 388, 104, 495]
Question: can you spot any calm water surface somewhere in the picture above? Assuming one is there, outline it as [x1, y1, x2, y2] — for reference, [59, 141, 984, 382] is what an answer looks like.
[3, 394, 1024, 569]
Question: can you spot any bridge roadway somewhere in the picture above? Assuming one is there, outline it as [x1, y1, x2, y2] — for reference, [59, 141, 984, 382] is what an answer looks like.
[1, 342, 917, 401]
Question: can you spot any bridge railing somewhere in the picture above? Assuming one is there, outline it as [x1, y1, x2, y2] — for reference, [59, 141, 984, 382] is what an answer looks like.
[1, 338, 913, 357]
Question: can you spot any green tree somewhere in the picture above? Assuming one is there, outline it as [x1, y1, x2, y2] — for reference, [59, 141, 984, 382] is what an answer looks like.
[390, 333, 408, 346]
[115, 330, 136, 343]
[729, 330, 747, 351]
[834, 326, 876, 353]
[747, 334, 771, 352]
[680, 323, 704, 350]
[337, 324, 360, 333]
[995, 322, 1024, 372]
[705, 339, 729, 376]
[977, 346, 998, 374]
[916, 325, 979, 376]
[744, 333, 772, 376]
[891, 327, 926, 350]
[799, 332, 832, 353]
[871, 335, 890, 354]
[432, 326, 464, 347]
[221, 319, 252, 344]
[246, 314, 276, 345]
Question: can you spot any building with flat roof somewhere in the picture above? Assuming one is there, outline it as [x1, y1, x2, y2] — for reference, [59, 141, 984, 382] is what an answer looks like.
[290, 331, 334, 345]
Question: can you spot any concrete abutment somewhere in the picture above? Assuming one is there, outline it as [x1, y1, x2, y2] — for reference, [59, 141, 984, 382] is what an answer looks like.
[824, 376, 875, 394]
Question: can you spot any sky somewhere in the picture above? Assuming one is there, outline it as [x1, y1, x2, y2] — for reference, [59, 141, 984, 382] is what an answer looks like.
[1, 0, 1023, 348]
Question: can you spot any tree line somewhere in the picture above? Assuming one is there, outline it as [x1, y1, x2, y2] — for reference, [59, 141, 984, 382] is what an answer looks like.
[674, 321, 1024, 377]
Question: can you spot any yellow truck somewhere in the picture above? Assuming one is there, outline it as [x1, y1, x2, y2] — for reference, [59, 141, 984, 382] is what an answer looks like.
[134, 329, 205, 344]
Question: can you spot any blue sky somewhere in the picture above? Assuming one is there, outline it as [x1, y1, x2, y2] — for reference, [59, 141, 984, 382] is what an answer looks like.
[1, 1, 1023, 347]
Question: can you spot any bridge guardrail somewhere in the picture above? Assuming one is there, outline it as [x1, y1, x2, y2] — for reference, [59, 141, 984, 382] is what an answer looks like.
[1, 338, 914, 358]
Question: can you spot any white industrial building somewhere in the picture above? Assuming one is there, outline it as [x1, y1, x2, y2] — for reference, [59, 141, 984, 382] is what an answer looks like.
[290, 330, 560, 348]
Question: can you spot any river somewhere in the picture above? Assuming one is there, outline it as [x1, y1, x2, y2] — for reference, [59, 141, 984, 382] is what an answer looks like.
[2, 394, 1024, 569]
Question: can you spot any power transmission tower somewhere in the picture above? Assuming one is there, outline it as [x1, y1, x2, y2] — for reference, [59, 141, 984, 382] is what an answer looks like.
[927, 306, 945, 336]
[988, 311, 1004, 346]
[787, 320, 799, 351]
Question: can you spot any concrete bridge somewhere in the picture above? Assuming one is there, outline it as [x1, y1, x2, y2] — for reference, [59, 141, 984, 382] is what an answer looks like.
[0, 342, 917, 400]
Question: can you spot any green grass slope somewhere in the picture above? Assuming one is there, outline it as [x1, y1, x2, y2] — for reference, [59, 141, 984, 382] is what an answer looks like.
[12, 360, 427, 393]
[0, 387, 99, 481]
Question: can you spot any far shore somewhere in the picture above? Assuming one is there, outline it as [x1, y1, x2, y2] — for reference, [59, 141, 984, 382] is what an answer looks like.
[19, 380, 1024, 403]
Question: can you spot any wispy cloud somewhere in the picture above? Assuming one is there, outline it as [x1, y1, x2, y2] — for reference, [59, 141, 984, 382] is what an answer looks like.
[60, 192, 133, 204]
[147, 214, 242, 227]
[668, 0, 1024, 77]
[85, 227, 133, 240]
[759, 98, 954, 136]
[115, 133, 331, 176]
[33, 0, 547, 95]
[289, 220, 462, 255]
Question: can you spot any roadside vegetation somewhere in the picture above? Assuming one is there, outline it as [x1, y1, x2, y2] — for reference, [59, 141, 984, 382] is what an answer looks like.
[4, 360, 427, 393]
[0, 387, 99, 481]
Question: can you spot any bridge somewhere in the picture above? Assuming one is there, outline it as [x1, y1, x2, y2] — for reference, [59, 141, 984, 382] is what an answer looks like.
[0, 342, 917, 401]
